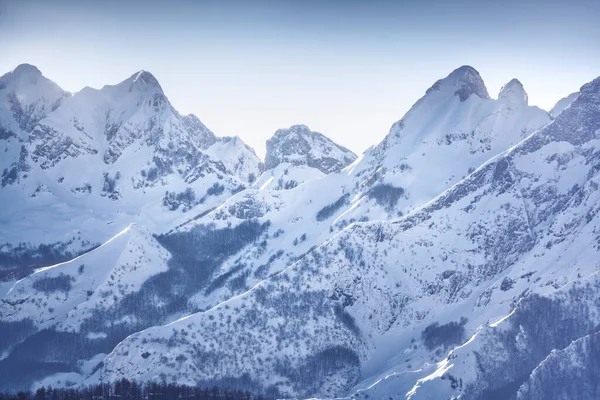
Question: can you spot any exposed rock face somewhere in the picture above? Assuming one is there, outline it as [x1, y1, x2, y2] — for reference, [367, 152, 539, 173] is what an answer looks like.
[0, 63, 69, 136]
[0, 64, 71, 187]
[264, 124, 356, 173]
[517, 331, 600, 400]
[550, 91, 579, 118]
[425, 65, 490, 102]
[254, 124, 356, 190]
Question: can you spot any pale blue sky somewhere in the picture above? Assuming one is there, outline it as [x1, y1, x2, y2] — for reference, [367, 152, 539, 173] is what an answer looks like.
[1, 0, 599, 157]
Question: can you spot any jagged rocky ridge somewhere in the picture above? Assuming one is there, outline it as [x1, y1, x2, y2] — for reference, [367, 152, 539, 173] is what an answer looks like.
[91, 73, 600, 398]
[0, 64, 358, 393]
[0, 65, 261, 265]
[325, 75, 600, 400]
[255, 124, 357, 190]
[1, 63, 598, 400]
[148, 65, 554, 324]
[550, 91, 579, 118]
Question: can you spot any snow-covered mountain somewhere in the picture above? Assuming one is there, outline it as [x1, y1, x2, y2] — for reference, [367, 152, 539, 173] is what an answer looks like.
[91, 73, 600, 399]
[1, 63, 599, 400]
[152, 66, 554, 320]
[0, 63, 69, 195]
[343, 66, 551, 222]
[254, 124, 356, 190]
[0, 64, 69, 140]
[0, 65, 261, 268]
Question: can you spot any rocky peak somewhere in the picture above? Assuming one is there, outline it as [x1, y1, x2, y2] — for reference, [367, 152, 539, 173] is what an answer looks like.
[498, 78, 528, 107]
[0, 64, 69, 134]
[99, 70, 164, 98]
[0, 63, 67, 98]
[264, 124, 357, 174]
[369, 66, 492, 166]
[426, 65, 490, 102]
[129, 70, 162, 91]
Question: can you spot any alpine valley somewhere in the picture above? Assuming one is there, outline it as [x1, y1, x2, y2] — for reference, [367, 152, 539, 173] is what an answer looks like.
[1, 63, 598, 400]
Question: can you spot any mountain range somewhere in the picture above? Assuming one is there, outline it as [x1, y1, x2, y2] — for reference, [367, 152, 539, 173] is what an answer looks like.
[1, 63, 597, 400]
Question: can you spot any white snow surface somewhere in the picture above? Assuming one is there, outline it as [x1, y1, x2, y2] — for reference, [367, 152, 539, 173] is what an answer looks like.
[1, 64, 599, 399]
[0, 66, 262, 252]
[92, 73, 600, 397]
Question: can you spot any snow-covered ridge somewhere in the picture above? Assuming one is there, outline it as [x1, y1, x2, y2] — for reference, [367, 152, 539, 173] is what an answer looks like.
[0, 64, 261, 251]
[550, 91, 579, 118]
[90, 73, 600, 397]
[340, 67, 551, 222]
[0, 63, 596, 398]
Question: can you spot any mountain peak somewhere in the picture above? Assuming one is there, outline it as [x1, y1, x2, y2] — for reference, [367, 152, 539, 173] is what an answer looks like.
[264, 124, 356, 173]
[133, 70, 160, 86]
[1, 64, 46, 88]
[125, 70, 163, 93]
[1, 64, 67, 99]
[498, 78, 528, 107]
[273, 124, 311, 138]
[11, 63, 42, 77]
[426, 65, 490, 101]
[450, 65, 479, 77]
[0, 63, 68, 133]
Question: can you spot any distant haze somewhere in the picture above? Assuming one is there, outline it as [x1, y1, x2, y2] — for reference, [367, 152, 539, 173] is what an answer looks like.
[1, 0, 599, 158]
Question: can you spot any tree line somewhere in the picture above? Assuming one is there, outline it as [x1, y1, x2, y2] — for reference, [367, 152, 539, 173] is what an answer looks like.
[0, 379, 271, 400]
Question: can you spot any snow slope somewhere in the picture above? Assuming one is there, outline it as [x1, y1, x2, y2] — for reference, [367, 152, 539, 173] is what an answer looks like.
[90, 69, 595, 399]
[150, 66, 553, 319]
[325, 74, 600, 400]
[1, 64, 598, 399]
